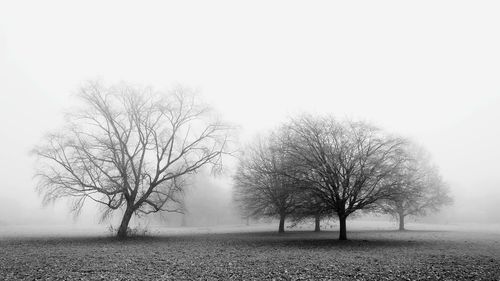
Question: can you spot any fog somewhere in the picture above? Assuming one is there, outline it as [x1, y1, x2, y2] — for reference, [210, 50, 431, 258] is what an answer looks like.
[0, 0, 499, 234]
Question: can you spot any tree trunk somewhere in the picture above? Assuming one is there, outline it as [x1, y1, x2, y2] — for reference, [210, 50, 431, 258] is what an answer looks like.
[246, 216, 250, 226]
[314, 214, 321, 232]
[278, 213, 286, 233]
[398, 212, 405, 231]
[339, 215, 347, 240]
[117, 207, 134, 239]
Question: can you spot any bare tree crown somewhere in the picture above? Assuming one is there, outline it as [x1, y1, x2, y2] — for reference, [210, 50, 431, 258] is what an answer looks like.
[34, 81, 230, 222]
[233, 133, 301, 218]
[284, 115, 407, 215]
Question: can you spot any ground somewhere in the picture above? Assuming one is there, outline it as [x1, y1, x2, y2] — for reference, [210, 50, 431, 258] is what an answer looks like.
[1, 224, 499, 280]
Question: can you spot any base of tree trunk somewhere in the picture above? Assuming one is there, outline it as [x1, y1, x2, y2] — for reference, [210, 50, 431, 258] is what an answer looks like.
[339, 216, 347, 240]
[117, 229, 128, 239]
[278, 214, 285, 233]
[117, 208, 134, 239]
[398, 213, 405, 231]
[314, 215, 321, 232]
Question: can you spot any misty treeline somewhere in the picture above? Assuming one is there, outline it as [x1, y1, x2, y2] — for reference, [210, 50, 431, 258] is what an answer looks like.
[233, 116, 452, 240]
[33, 81, 451, 240]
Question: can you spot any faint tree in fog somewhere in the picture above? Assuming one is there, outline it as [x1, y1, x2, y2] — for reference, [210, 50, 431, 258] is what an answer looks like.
[284, 115, 406, 240]
[33, 81, 230, 239]
[233, 133, 303, 233]
[377, 144, 453, 230]
[289, 190, 333, 232]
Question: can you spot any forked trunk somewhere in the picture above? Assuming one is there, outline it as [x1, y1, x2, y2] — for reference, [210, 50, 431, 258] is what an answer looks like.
[117, 207, 134, 239]
[339, 215, 347, 240]
[398, 212, 405, 231]
[278, 213, 286, 233]
[314, 214, 321, 232]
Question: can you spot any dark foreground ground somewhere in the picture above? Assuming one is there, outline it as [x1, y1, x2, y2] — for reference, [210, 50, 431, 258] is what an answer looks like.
[1, 229, 499, 280]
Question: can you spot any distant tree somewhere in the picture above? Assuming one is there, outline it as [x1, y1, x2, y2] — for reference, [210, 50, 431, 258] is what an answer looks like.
[33, 81, 230, 238]
[377, 144, 453, 230]
[284, 115, 406, 240]
[237, 207, 253, 226]
[233, 133, 303, 233]
[289, 190, 333, 232]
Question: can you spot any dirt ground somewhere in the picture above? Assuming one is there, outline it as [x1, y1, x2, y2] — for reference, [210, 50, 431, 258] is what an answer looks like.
[1, 227, 499, 280]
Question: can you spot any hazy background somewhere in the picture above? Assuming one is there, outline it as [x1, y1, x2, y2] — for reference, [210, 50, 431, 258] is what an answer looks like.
[0, 0, 499, 231]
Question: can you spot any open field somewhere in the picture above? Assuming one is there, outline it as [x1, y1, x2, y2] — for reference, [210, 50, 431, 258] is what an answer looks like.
[1, 224, 499, 280]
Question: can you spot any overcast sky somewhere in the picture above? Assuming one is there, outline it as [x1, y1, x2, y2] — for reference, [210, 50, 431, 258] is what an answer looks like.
[1, 0, 499, 225]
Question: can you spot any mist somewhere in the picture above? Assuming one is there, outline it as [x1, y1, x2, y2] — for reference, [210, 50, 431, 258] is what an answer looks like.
[1, 0, 500, 235]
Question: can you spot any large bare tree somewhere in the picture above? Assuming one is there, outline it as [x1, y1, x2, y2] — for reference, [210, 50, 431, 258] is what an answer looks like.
[34, 81, 230, 238]
[284, 115, 406, 240]
[233, 133, 303, 233]
[378, 144, 453, 230]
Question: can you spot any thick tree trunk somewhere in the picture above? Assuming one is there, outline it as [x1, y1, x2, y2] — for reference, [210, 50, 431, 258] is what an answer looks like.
[246, 216, 250, 226]
[314, 214, 321, 232]
[339, 215, 347, 240]
[278, 213, 286, 233]
[398, 212, 405, 231]
[117, 207, 134, 239]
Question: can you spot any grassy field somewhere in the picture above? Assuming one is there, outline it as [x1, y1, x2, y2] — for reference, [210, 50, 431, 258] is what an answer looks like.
[1, 226, 499, 280]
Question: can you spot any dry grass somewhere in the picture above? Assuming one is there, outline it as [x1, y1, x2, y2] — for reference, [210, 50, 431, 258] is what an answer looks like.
[1, 229, 499, 280]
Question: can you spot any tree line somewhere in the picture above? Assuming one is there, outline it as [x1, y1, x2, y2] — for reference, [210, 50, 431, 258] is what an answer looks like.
[233, 115, 452, 240]
[33, 81, 451, 239]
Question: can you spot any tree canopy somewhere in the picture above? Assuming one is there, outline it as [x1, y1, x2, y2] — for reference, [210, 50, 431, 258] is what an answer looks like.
[34, 81, 231, 238]
[377, 143, 453, 230]
[282, 115, 406, 239]
[233, 133, 303, 232]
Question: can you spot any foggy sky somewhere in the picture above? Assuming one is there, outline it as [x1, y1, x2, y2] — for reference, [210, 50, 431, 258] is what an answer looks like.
[0, 0, 499, 226]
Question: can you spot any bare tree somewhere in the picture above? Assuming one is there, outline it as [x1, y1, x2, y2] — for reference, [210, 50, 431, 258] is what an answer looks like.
[284, 115, 406, 240]
[33, 81, 230, 238]
[378, 144, 453, 230]
[233, 133, 303, 233]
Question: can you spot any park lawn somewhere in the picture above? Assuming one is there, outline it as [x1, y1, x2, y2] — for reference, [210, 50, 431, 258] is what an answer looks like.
[1, 229, 499, 280]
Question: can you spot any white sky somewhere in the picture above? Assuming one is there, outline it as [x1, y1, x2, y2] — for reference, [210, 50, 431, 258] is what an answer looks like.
[0, 0, 499, 225]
